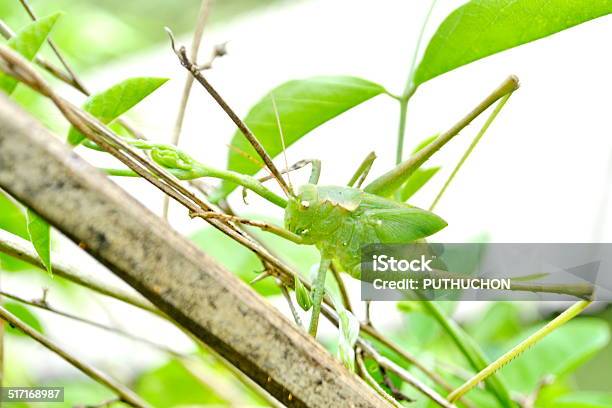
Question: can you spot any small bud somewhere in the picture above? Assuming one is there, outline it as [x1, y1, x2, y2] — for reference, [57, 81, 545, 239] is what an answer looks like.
[295, 275, 312, 311]
[151, 146, 194, 170]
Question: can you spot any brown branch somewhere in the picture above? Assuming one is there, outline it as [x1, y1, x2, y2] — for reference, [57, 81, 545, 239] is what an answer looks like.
[0, 305, 149, 407]
[0, 90, 388, 406]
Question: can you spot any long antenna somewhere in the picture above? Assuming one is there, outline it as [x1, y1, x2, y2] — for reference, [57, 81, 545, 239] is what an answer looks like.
[166, 27, 293, 198]
[271, 94, 293, 193]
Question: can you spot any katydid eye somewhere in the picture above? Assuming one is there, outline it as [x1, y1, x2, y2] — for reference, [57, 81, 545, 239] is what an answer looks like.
[300, 200, 310, 209]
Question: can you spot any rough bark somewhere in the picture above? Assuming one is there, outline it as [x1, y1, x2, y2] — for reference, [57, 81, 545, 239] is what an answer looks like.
[0, 94, 389, 408]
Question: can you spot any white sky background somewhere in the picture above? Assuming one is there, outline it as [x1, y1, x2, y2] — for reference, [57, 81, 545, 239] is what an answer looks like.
[6, 0, 612, 384]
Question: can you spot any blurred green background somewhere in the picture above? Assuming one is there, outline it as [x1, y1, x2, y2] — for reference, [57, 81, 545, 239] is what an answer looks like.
[1, 0, 611, 407]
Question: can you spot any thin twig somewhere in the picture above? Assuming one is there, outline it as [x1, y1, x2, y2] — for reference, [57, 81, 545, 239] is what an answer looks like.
[17, 0, 88, 93]
[0, 305, 150, 408]
[0, 289, 185, 357]
[0, 232, 280, 406]
[280, 285, 303, 327]
[330, 263, 352, 312]
[74, 397, 120, 408]
[164, 0, 213, 220]
[379, 365, 413, 402]
[166, 28, 293, 198]
[0, 19, 145, 140]
[0, 229, 159, 315]
[359, 340, 456, 408]
[171, 0, 212, 146]
[356, 351, 403, 408]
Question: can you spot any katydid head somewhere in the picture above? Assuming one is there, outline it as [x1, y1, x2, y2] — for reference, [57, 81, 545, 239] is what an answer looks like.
[284, 184, 319, 244]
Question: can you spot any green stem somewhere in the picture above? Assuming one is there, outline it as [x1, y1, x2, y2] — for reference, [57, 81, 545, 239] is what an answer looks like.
[430, 93, 512, 211]
[448, 300, 592, 403]
[421, 301, 514, 408]
[395, 0, 438, 165]
[100, 164, 287, 209]
[308, 257, 331, 336]
[395, 98, 409, 165]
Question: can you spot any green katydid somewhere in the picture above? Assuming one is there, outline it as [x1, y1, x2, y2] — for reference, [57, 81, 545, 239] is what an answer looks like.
[100, 39, 518, 336]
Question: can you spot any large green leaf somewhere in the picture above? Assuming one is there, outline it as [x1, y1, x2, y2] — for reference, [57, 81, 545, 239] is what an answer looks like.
[0, 13, 61, 95]
[214, 76, 386, 200]
[26, 208, 51, 275]
[499, 318, 610, 393]
[67, 77, 168, 146]
[4, 302, 44, 337]
[414, 0, 612, 86]
[552, 392, 612, 408]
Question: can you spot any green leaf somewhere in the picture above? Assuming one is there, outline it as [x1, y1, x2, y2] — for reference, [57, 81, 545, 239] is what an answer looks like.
[136, 359, 224, 407]
[499, 318, 610, 393]
[412, 134, 438, 154]
[4, 302, 44, 336]
[552, 392, 612, 408]
[400, 167, 440, 201]
[0, 192, 31, 271]
[214, 76, 386, 200]
[26, 208, 51, 275]
[67, 77, 168, 146]
[414, 0, 612, 86]
[45, 381, 113, 408]
[468, 302, 522, 345]
[0, 13, 61, 95]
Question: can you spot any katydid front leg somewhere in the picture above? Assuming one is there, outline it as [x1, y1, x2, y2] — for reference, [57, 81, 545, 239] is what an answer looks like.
[190, 211, 305, 244]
